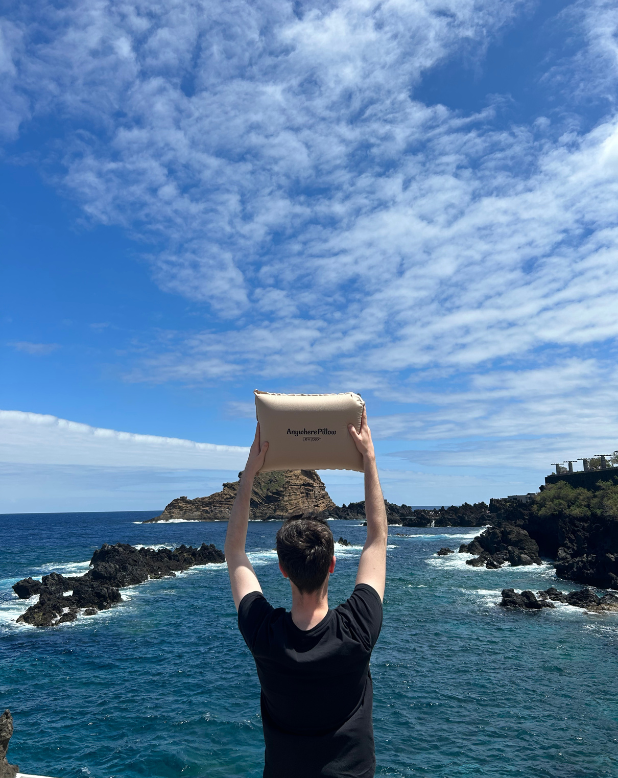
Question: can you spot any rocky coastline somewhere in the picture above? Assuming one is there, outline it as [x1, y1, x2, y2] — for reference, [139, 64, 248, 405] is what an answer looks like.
[13, 542, 225, 627]
[328, 499, 490, 526]
[149, 470, 492, 527]
[456, 481, 618, 589]
[144, 471, 617, 594]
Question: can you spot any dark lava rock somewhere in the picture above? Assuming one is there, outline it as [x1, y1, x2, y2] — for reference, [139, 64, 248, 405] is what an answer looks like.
[461, 524, 541, 569]
[499, 589, 554, 610]
[538, 587, 568, 603]
[337, 537, 351, 547]
[436, 548, 454, 556]
[0, 709, 18, 778]
[459, 539, 484, 555]
[13, 542, 225, 627]
[329, 499, 490, 527]
[487, 492, 618, 589]
[466, 554, 489, 567]
[535, 586, 618, 612]
[11, 577, 42, 599]
[565, 588, 601, 608]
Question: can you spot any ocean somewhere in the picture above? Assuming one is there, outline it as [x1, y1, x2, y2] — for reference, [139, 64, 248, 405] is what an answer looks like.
[1, 511, 617, 778]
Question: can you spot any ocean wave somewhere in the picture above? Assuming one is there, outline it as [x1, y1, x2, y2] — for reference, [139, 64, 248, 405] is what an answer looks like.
[396, 530, 486, 541]
[34, 560, 91, 576]
[426, 552, 555, 575]
[246, 550, 278, 567]
[0, 591, 39, 630]
[133, 544, 175, 551]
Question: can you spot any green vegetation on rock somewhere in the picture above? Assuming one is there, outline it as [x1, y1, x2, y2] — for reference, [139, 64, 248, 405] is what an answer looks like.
[535, 480, 618, 521]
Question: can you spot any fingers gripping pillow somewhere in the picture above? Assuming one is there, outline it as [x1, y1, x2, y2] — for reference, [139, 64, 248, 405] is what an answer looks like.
[254, 391, 365, 472]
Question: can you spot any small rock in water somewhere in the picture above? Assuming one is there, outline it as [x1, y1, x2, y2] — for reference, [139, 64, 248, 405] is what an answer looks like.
[337, 537, 351, 546]
[499, 588, 555, 610]
[436, 547, 454, 556]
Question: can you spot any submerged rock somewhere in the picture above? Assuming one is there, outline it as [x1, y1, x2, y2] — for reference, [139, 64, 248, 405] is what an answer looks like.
[0, 709, 18, 778]
[436, 548, 454, 556]
[337, 537, 351, 547]
[14, 542, 225, 627]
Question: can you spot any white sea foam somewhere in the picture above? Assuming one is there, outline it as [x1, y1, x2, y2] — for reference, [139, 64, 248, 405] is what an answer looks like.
[133, 543, 175, 551]
[398, 529, 486, 541]
[426, 552, 477, 570]
[0, 592, 39, 630]
[34, 560, 91, 576]
[247, 550, 278, 567]
[427, 552, 555, 576]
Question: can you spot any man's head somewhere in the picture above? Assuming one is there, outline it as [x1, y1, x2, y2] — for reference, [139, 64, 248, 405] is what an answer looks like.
[276, 517, 335, 594]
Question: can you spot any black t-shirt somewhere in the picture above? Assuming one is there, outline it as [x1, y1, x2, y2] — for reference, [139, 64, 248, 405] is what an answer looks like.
[238, 583, 383, 778]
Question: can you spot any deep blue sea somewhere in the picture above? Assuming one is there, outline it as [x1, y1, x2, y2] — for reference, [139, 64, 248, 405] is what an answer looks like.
[1, 511, 617, 778]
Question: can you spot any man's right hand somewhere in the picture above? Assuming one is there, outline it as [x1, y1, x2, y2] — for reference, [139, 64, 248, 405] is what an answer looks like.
[242, 423, 269, 481]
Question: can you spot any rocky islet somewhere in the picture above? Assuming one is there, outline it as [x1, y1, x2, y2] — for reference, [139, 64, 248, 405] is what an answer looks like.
[146, 469, 336, 523]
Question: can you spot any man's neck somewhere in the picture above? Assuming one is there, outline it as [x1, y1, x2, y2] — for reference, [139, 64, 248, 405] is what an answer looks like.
[290, 584, 330, 631]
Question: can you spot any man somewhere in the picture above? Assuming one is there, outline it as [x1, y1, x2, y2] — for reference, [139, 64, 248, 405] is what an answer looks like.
[224, 408, 387, 778]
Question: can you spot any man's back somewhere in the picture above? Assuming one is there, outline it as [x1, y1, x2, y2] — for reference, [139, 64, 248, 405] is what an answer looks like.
[239, 583, 383, 778]
[224, 409, 387, 777]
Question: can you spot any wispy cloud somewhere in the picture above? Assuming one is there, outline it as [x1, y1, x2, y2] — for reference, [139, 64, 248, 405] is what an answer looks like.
[0, 410, 248, 469]
[11, 341, 60, 355]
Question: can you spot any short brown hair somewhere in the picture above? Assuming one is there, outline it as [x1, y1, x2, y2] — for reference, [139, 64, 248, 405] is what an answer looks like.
[276, 518, 335, 593]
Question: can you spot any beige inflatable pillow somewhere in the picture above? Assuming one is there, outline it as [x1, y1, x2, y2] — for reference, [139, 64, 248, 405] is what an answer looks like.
[254, 391, 365, 472]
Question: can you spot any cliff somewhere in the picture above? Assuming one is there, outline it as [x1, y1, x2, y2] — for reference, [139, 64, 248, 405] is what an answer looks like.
[146, 469, 336, 523]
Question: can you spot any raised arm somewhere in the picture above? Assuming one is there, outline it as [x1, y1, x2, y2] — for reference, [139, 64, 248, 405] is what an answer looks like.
[224, 424, 269, 610]
[348, 409, 388, 600]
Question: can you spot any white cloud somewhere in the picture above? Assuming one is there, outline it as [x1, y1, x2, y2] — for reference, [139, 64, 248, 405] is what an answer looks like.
[11, 342, 60, 355]
[0, 410, 248, 469]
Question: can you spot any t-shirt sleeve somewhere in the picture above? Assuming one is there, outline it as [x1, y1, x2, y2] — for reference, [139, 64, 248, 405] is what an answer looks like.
[237, 591, 274, 653]
[341, 583, 383, 651]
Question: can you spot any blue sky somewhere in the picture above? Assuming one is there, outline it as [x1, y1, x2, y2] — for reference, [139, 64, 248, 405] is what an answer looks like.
[1, 0, 618, 512]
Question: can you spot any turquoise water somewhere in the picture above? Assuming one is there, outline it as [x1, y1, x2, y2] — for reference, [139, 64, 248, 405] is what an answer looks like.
[1, 512, 617, 778]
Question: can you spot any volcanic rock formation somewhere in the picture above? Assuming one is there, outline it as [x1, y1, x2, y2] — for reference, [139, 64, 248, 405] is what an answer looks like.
[146, 469, 336, 522]
[13, 542, 224, 627]
[473, 488, 618, 588]
[459, 524, 542, 568]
